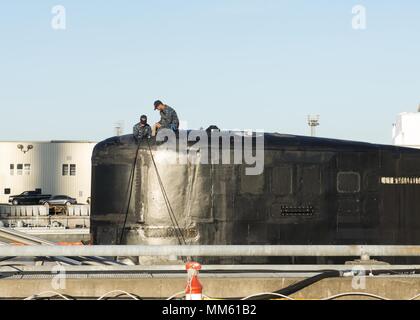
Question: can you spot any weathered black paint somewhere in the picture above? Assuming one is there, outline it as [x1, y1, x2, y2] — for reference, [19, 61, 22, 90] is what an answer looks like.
[91, 132, 420, 263]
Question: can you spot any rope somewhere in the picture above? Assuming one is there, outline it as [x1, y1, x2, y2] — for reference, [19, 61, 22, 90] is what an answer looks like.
[166, 291, 186, 300]
[19, 289, 420, 300]
[146, 139, 187, 246]
[186, 268, 196, 299]
[117, 139, 142, 244]
[97, 290, 140, 300]
[321, 292, 390, 300]
[409, 293, 420, 300]
[24, 291, 73, 300]
[241, 292, 295, 300]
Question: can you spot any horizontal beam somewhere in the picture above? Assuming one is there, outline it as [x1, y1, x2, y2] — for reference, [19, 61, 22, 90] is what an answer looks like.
[0, 227, 119, 266]
[1, 245, 420, 257]
[3, 264, 420, 274]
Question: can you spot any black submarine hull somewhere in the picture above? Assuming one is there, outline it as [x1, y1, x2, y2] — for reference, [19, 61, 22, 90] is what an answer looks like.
[91, 131, 420, 263]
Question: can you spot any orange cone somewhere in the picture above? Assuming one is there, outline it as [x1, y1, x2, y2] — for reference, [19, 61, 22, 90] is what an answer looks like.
[185, 262, 203, 300]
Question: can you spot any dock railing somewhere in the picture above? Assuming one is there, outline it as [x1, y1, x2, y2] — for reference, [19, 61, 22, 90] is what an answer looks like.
[1, 245, 420, 259]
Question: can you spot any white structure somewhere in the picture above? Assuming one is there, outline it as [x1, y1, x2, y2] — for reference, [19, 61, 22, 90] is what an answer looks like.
[392, 107, 420, 149]
[307, 115, 320, 137]
[0, 141, 96, 204]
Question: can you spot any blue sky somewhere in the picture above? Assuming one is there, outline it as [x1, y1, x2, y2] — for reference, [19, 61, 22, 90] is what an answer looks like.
[0, 1, 419, 143]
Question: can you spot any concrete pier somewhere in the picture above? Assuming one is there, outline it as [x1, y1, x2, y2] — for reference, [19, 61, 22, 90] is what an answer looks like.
[1, 265, 420, 300]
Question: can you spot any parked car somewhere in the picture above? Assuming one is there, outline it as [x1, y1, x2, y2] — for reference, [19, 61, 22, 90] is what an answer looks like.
[40, 195, 77, 206]
[9, 191, 52, 205]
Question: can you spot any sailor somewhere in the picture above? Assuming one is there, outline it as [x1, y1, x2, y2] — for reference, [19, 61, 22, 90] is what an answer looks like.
[133, 115, 152, 141]
[153, 100, 179, 133]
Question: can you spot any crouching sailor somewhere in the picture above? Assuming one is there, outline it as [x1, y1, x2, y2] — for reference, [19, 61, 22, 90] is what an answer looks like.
[133, 115, 152, 141]
[153, 99, 179, 133]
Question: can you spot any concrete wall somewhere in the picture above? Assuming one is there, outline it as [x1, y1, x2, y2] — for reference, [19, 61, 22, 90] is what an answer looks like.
[1, 274, 420, 299]
[0, 141, 96, 203]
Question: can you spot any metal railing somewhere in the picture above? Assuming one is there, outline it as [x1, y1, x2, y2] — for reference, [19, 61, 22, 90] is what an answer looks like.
[1, 245, 420, 258]
[0, 227, 119, 265]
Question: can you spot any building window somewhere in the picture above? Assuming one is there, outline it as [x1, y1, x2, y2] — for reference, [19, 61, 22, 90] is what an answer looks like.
[63, 164, 76, 176]
[10, 164, 14, 176]
[24, 164, 31, 175]
[70, 164, 77, 176]
[17, 164, 23, 176]
[4, 188, 11, 195]
[337, 172, 361, 193]
[62, 164, 69, 176]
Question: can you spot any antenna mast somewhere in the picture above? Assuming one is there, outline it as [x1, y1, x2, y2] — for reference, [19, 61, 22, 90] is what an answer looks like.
[307, 115, 320, 137]
[114, 120, 125, 136]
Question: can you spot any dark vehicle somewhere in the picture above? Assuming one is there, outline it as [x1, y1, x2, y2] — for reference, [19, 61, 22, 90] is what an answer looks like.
[90, 130, 420, 264]
[40, 195, 77, 206]
[9, 190, 52, 205]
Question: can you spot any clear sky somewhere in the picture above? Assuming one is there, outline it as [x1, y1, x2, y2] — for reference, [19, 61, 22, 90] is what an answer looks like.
[0, 1, 419, 143]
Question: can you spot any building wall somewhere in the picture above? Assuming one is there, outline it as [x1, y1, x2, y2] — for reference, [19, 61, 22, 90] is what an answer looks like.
[392, 112, 420, 149]
[0, 141, 96, 204]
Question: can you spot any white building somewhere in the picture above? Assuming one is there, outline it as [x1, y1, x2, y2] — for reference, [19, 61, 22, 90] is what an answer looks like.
[392, 107, 420, 149]
[0, 141, 96, 204]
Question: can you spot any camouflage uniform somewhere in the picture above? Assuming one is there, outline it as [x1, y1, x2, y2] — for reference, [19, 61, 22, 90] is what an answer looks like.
[158, 105, 179, 131]
[133, 123, 152, 141]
